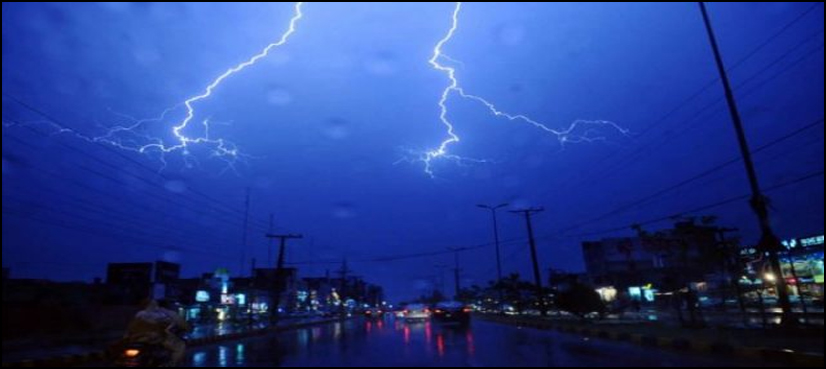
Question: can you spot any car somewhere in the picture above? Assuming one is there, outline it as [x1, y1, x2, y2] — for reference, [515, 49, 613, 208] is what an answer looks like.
[364, 308, 384, 319]
[403, 304, 430, 321]
[431, 301, 471, 325]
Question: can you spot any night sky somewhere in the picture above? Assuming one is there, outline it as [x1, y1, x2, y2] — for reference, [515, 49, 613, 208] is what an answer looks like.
[2, 2, 823, 302]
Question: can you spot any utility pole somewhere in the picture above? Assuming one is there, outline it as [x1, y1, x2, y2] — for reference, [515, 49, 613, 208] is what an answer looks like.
[266, 233, 303, 271]
[715, 227, 747, 327]
[448, 247, 462, 299]
[511, 207, 547, 316]
[249, 257, 256, 327]
[264, 233, 303, 323]
[337, 258, 351, 296]
[699, 2, 794, 325]
[267, 214, 274, 268]
[337, 258, 352, 317]
[477, 203, 508, 302]
[239, 188, 251, 277]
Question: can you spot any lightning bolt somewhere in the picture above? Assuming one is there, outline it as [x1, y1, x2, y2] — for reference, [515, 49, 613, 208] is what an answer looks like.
[418, 2, 628, 177]
[6, 2, 624, 177]
[421, 2, 464, 177]
[144, 1, 305, 157]
[6, 2, 305, 173]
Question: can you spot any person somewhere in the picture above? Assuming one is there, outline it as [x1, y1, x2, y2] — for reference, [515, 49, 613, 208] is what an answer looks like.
[124, 299, 190, 366]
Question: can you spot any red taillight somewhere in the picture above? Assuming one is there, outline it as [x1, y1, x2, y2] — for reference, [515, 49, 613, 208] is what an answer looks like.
[404, 310, 409, 315]
[366, 310, 372, 314]
[424, 308, 430, 314]
[462, 308, 472, 313]
[435, 309, 444, 314]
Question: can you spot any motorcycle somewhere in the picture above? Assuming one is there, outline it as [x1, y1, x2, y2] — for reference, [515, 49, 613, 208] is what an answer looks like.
[112, 325, 188, 367]
[113, 341, 174, 367]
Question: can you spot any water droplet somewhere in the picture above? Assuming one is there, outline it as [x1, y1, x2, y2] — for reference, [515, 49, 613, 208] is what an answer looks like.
[364, 51, 398, 76]
[266, 88, 292, 106]
[331, 202, 356, 219]
[496, 23, 525, 46]
[164, 179, 187, 193]
[322, 118, 350, 140]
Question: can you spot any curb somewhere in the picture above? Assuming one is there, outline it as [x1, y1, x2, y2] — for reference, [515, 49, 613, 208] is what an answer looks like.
[479, 315, 823, 367]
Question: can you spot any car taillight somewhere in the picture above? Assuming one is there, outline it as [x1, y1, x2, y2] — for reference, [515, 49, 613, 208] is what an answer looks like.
[124, 349, 140, 358]
[435, 309, 444, 314]
[424, 308, 430, 314]
[463, 308, 472, 313]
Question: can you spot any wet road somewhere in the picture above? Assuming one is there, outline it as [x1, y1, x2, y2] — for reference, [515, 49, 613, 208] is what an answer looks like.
[184, 317, 760, 367]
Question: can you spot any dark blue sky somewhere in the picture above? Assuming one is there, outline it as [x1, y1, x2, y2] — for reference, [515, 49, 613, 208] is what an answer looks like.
[2, 2, 823, 301]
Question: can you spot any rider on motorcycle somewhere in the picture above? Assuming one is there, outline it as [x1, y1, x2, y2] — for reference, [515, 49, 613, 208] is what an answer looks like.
[124, 298, 191, 366]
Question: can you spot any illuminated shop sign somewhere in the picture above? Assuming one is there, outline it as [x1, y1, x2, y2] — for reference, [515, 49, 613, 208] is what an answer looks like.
[782, 234, 824, 250]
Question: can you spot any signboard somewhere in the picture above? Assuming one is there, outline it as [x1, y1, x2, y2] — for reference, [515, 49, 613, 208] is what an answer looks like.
[782, 234, 824, 250]
[221, 294, 236, 305]
[195, 290, 210, 303]
[801, 235, 824, 248]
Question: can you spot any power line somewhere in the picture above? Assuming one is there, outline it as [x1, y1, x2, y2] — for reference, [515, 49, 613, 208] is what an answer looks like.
[285, 236, 531, 266]
[554, 118, 824, 235]
[2, 124, 270, 233]
[592, 35, 823, 183]
[1, 94, 272, 230]
[559, 2, 822, 188]
[563, 169, 824, 239]
[1, 197, 234, 258]
[555, 10, 824, 193]
[1, 208, 233, 259]
[2, 183, 240, 252]
[568, 33, 823, 192]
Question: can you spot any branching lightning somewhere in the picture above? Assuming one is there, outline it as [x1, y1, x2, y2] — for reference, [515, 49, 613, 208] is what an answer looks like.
[6, 1, 626, 177]
[420, 2, 465, 177]
[416, 2, 628, 177]
[6, 2, 305, 173]
[145, 1, 304, 158]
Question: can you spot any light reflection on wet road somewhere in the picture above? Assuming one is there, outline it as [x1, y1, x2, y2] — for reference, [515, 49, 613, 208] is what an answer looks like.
[186, 317, 757, 367]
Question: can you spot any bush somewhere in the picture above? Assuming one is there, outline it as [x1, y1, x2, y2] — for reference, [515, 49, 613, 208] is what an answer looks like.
[555, 283, 605, 319]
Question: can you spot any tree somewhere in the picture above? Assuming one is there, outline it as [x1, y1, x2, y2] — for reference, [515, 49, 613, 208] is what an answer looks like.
[456, 285, 484, 304]
[492, 273, 538, 312]
[418, 289, 446, 305]
[555, 282, 605, 319]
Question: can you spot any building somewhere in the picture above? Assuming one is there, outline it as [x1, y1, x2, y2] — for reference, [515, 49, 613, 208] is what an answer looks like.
[154, 261, 181, 284]
[581, 221, 721, 302]
[744, 233, 824, 301]
[106, 261, 181, 304]
[301, 276, 338, 312]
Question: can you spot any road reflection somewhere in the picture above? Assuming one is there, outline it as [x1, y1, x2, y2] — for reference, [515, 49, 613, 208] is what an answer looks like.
[188, 317, 476, 367]
[186, 317, 743, 367]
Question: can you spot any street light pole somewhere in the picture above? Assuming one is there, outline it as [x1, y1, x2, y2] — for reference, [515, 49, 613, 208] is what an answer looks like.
[477, 203, 508, 301]
[447, 247, 463, 300]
